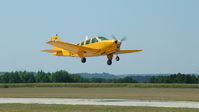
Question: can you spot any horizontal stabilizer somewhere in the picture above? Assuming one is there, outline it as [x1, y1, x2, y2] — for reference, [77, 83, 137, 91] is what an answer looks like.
[118, 49, 143, 54]
[41, 49, 61, 53]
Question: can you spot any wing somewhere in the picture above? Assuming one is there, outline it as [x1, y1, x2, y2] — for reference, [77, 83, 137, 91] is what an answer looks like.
[118, 49, 143, 54]
[46, 41, 100, 57]
[41, 49, 61, 53]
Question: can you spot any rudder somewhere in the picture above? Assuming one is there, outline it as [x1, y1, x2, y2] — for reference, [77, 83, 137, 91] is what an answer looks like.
[51, 34, 61, 42]
[51, 34, 62, 51]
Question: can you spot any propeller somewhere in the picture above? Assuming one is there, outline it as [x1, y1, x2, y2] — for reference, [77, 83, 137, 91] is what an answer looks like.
[111, 35, 127, 53]
[121, 36, 126, 42]
[111, 35, 126, 45]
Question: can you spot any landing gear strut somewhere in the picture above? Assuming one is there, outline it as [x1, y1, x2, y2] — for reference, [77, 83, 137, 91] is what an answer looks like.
[81, 57, 86, 63]
[116, 56, 120, 61]
[107, 54, 113, 65]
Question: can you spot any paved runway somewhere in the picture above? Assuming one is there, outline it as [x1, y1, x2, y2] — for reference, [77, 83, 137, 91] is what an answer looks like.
[0, 98, 199, 108]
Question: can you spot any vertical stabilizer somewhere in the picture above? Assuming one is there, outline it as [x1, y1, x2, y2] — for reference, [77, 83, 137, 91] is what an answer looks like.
[51, 34, 62, 51]
[51, 34, 61, 41]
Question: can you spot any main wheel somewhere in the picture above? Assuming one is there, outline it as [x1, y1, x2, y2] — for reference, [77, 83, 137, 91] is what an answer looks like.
[81, 57, 86, 63]
[116, 56, 120, 61]
[107, 59, 112, 65]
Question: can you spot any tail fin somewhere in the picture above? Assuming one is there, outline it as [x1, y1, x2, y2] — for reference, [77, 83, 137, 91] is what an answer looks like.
[51, 34, 62, 50]
[51, 34, 61, 42]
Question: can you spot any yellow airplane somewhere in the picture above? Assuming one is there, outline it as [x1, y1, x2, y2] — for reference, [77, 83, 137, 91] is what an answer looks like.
[42, 34, 143, 65]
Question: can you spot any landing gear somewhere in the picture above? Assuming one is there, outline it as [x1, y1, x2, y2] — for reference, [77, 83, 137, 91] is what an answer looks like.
[107, 59, 112, 65]
[116, 56, 120, 61]
[107, 54, 113, 65]
[81, 57, 86, 63]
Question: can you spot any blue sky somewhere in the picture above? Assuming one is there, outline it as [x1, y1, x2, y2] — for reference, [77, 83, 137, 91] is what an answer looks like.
[0, 0, 198, 74]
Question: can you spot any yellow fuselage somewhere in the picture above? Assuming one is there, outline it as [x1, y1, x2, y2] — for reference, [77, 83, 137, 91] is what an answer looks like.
[55, 39, 118, 57]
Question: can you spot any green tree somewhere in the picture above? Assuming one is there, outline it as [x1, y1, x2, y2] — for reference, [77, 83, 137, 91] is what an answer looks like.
[70, 74, 88, 82]
[116, 77, 138, 83]
[90, 78, 107, 83]
[51, 70, 72, 82]
[26, 72, 35, 83]
[36, 71, 51, 82]
[8, 72, 21, 83]
[18, 71, 35, 83]
[0, 72, 9, 83]
[149, 73, 198, 84]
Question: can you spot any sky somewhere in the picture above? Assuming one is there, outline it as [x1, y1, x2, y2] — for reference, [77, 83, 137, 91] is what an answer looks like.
[0, 0, 198, 74]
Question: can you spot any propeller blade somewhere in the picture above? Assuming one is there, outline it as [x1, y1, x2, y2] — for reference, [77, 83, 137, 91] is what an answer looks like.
[111, 34, 117, 40]
[121, 36, 126, 42]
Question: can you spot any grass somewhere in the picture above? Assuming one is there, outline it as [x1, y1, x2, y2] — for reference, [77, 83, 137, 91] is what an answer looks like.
[0, 104, 199, 112]
[0, 83, 199, 88]
[0, 87, 199, 101]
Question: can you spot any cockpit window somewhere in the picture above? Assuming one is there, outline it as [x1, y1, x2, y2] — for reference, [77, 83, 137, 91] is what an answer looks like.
[98, 37, 108, 41]
[92, 38, 98, 43]
[86, 39, 90, 45]
[81, 41, 84, 46]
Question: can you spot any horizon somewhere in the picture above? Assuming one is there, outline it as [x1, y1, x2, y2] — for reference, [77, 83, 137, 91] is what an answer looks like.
[0, 70, 198, 76]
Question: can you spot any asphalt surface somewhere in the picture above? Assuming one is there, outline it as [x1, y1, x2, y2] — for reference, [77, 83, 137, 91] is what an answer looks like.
[0, 98, 199, 108]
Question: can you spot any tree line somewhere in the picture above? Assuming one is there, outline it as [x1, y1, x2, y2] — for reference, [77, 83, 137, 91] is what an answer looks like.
[0, 70, 138, 83]
[149, 73, 199, 83]
[0, 71, 198, 83]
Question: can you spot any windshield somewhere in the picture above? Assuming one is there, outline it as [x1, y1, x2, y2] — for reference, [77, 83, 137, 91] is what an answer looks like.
[92, 38, 98, 43]
[98, 37, 109, 41]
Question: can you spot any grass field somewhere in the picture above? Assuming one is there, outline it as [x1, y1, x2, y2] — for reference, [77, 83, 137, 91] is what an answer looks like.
[1, 83, 199, 88]
[0, 104, 198, 112]
[0, 87, 199, 101]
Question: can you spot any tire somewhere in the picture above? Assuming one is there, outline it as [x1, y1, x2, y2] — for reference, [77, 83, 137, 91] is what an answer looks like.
[81, 57, 86, 63]
[116, 56, 120, 61]
[107, 60, 112, 65]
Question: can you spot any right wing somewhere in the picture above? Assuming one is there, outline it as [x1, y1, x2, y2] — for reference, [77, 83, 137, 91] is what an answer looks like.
[42, 49, 61, 53]
[118, 49, 143, 54]
[46, 41, 100, 57]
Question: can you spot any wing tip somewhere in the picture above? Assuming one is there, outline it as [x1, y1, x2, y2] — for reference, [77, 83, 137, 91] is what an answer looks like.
[41, 49, 49, 52]
[41, 49, 57, 53]
[137, 49, 143, 52]
[46, 41, 52, 44]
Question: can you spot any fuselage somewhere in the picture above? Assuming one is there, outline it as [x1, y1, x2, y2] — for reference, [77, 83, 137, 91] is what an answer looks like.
[59, 36, 118, 57]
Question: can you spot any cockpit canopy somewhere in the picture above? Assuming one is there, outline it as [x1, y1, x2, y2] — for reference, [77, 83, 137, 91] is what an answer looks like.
[98, 37, 108, 41]
[76, 36, 109, 46]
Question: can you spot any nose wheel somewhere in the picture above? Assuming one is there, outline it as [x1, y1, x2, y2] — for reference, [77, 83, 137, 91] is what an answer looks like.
[81, 57, 86, 63]
[116, 56, 120, 61]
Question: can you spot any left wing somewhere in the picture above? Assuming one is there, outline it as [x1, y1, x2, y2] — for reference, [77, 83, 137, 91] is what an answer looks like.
[46, 41, 100, 57]
[118, 49, 143, 54]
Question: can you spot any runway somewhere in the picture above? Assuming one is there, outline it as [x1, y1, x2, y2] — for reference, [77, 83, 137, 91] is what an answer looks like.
[0, 98, 199, 108]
